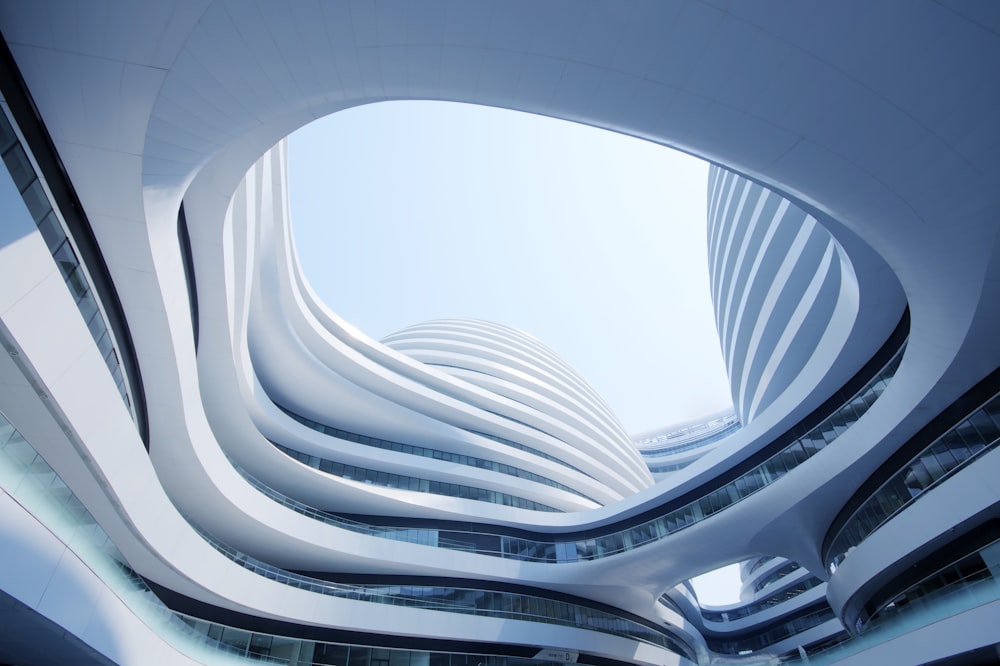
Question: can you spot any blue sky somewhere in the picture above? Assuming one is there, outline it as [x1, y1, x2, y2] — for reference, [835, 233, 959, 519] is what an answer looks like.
[288, 100, 741, 605]
[288, 100, 732, 436]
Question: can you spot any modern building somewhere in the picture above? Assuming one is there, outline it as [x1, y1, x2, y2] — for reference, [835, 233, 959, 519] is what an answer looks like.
[635, 411, 741, 480]
[0, 2, 999, 665]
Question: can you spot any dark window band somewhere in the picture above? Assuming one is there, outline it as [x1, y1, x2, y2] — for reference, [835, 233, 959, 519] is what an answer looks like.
[271, 440, 560, 512]
[275, 402, 596, 504]
[0, 32, 148, 447]
[190, 524, 696, 661]
[824, 364, 1000, 571]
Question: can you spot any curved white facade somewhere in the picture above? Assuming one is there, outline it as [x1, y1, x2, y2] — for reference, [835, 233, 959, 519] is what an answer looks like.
[706, 166, 897, 425]
[383, 317, 652, 497]
[0, 3, 999, 666]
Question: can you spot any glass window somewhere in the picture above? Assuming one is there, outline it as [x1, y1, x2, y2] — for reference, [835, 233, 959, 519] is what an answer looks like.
[95, 329, 113, 360]
[108, 363, 124, 393]
[904, 461, 931, 490]
[248, 633, 272, 658]
[66, 267, 89, 300]
[781, 441, 806, 469]
[313, 644, 350, 665]
[0, 115, 17, 151]
[765, 455, 789, 480]
[77, 292, 99, 328]
[940, 432, 972, 463]
[388, 649, 411, 666]
[219, 627, 251, 655]
[36, 211, 66, 252]
[2, 144, 34, 190]
[969, 410, 999, 446]
[873, 490, 898, 521]
[922, 454, 947, 482]
[349, 646, 371, 666]
[800, 432, 824, 456]
[829, 412, 849, 436]
[51, 239, 78, 277]
[953, 419, 978, 445]
[427, 653, 450, 666]
[930, 442, 958, 473]
[847, 395, 869, 419]
[983, 396, 1000, 424]
[21, 179, 51, 222]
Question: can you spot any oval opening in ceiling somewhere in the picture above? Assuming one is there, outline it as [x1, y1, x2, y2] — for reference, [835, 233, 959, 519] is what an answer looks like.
[288, 100, 732, 434]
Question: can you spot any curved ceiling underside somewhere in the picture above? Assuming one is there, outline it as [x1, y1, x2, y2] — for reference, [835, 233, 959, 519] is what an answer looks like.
[1, 1, 999, 662]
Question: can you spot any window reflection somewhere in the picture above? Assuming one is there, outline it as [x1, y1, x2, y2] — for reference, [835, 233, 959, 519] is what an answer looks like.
[827, 394, 1000, 571]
